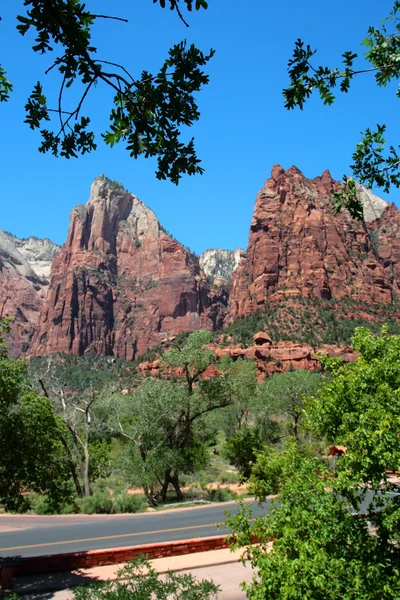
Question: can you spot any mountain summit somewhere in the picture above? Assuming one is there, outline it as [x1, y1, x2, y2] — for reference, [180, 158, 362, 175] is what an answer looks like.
[227, 164, 398, 321]
[29, 176, 226, 359]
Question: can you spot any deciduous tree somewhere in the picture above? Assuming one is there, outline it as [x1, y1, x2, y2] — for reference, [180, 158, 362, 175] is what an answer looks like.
[226, 328, 400, 600]
[0, 319, 71, 511]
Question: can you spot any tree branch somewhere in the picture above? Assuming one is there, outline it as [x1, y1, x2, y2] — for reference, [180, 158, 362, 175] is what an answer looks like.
[189, 400, 232, 424]
[173, 3, 190, 27]
[90, 14, 128, 24]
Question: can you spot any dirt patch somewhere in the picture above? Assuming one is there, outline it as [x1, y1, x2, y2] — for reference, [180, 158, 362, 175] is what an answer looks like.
[127, 482, 249, 497]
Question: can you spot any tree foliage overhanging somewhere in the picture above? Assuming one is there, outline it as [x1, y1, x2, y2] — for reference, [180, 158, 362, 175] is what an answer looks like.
[0, 0, 212, 184]
[284, 1, 400, 218]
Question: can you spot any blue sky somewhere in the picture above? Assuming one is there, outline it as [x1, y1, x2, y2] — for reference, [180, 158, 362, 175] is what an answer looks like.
[0, 0, 398, 254]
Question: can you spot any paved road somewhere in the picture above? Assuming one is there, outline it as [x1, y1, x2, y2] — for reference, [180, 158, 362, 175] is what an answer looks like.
[0, 500, 271, 558]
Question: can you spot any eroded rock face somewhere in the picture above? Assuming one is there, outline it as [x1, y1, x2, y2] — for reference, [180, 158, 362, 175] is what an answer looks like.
[199, 248, 242, 283]
[30, 176, 227, 359]
[14, 236, 60, 280]
[227, 165, 400, 320]
[138, 340, 358, 382]
[0, 231, 60, 357]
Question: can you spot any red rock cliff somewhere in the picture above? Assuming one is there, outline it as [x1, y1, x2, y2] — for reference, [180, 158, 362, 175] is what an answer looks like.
[30, 176, 226, 359]
[227, 165, 399, 320]
[0, 231, 60, 357]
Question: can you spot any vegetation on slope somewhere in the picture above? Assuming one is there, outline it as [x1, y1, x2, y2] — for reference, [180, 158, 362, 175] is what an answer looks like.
[222, 296, 400, 347]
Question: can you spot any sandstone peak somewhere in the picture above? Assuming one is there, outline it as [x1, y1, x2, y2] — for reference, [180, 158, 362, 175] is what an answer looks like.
[271, 164, 285, 182]
[89, 174, 127, 200]
[227, 165, 399, 322]
[30, 178, 227, 359]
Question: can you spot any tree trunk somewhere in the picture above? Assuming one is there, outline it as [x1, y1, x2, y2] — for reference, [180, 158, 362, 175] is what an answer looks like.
[59, 433, 83, 498]
[82, 443, 91, 497]
[293, 414, 300, 441]
[83, 407, 91, 497]
[171, 471, 183, 501]
[68, 426, 86, 494]
[161, 469, 171, 502]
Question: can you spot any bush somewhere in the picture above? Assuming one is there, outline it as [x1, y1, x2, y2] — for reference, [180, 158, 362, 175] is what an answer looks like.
[28, 492, 78, 515]
[207, 486, 236, 502]
[71, 556, 219, 600]
[78, 490, 148, 514]
[113, 493, 147, 514]
[185, 483, 207, 501]
[219, 471, 238, 484]
[78, 490, 114, 514]
[92, 475, 127, 495]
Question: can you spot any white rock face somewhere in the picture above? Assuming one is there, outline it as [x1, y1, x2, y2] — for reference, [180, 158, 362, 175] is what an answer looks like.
[200, 247, 242, 283]
[14, 236, 60, 279]
[0, 230, 60, 281]
[355, 183, 389, 223]
[86, 175, 160, 247]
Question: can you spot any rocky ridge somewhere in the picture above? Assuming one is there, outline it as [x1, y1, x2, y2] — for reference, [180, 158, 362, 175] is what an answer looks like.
[138, 331, 358, 382]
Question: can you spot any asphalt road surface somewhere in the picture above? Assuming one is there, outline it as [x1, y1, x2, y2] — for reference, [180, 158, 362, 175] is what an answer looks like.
[0, 500, 271, 558]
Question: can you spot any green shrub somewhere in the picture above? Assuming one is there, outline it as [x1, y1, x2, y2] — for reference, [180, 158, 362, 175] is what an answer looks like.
[185, 484, 207, 501]
[78, 490, 114, 514]
[207, 486, 236, 502]
[78, 490, 147, 514]
[28, 491, 78, 515]
[92, 475, 127, 495]
[71, 556, 219, 600]
[31, 494, 54, 515]
[219, 471, 238, 484]
[113, 493, 147, 514]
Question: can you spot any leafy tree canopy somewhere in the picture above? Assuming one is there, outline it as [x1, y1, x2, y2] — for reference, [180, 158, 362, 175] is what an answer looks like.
[257, 369, 323, 440]
[1, 1, 212, 184]
[0, 319, 72, 511]
[284, 1, 400, 219]
[109, 331, 259, 501]
[226, 327, 400, 600]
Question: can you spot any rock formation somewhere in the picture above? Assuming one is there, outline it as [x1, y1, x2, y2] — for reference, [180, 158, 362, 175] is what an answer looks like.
[138, 333, 358, 382]
[13, 236, 60, 280]
[4, 165, 400, 361]
[200, 248, 242, 283]
[0, 231, 60, 357]
[227, 165, 399, 321]
[30, 176, 227, 360]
